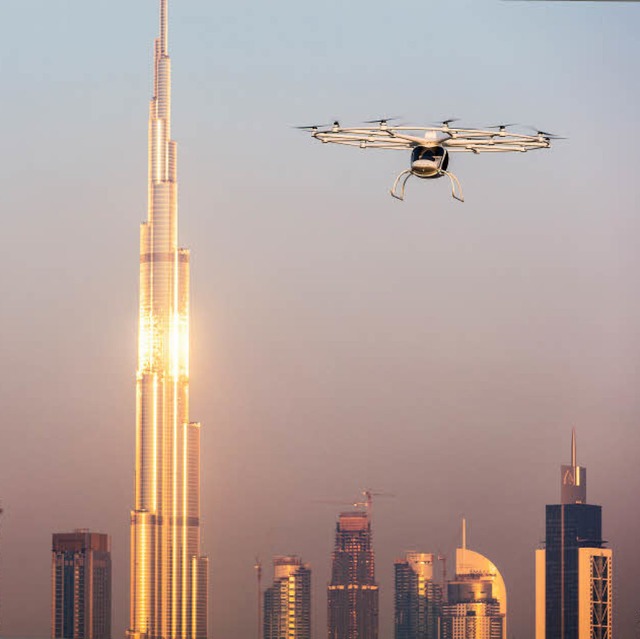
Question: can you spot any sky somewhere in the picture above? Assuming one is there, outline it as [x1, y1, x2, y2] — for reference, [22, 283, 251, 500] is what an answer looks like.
[1, 1, 640, 638]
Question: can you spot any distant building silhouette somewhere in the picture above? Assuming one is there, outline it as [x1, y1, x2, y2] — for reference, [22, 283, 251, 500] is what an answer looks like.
[535, 430, 612, 639]
[394, 552, 442, 639]
[51, 530, 111, 639]
[263, 555, 311, 639]
[328, 511, 379, 639]
[0, 504, 3, 633]
[441, 520, 506, 639]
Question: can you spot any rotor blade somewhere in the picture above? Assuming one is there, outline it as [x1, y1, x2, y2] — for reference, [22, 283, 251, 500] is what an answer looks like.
[437, 118, 460, 127]
[363, 116, 402, 124]
[293, 124, 330, 130]
[487, 123, 518, 130]
[527, 125, 567, 139]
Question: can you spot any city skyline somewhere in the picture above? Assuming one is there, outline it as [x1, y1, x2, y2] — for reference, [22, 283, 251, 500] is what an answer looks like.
[1, 1, 640, 638]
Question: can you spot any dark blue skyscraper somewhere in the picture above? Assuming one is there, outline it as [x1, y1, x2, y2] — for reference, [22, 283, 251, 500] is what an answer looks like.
[535, 431, 612, 639]
[52, 530, 111, 639]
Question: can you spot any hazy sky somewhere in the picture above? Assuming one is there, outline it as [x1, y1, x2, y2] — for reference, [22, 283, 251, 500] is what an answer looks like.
[1, 1, 640, 638]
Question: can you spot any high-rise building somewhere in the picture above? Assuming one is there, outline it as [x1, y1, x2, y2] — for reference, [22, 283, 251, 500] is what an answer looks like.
[128, 2, 208, 638]
[263, 556, 311, 639]
[51, 530, 111, 639]
[440, 521, 506, 639]
[327, 510, 379, 639]
[0, 504, 3, 633]
[394, 552, 442, 639]
[535, 430, 613, 639]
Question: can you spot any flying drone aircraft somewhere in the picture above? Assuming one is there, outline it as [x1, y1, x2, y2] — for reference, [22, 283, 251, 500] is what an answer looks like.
[299, 119, 558, 202]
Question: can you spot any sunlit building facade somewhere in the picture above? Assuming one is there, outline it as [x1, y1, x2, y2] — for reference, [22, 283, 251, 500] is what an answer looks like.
[535, 431, 612, 639]
[441, 521, 506, 639]
[327, 511, 379, 639]
[51, 530, 111, 639]
[264, 556, 311, 639]
[394, 552, 442, 639]
[127, 2, 208, 638]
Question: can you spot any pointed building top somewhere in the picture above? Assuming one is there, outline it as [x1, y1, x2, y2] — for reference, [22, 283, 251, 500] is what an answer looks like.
[561, 428, 587, 505]
[160, 0, 168, 54]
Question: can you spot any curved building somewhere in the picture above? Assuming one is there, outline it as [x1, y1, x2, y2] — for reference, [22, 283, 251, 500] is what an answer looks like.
[441, 521, 506, 639]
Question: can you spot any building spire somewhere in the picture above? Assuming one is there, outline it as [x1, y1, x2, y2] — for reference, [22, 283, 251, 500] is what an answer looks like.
[561, 428, 587, 505]
[462, 517, 467, 550]
[160, 0, 168, 54]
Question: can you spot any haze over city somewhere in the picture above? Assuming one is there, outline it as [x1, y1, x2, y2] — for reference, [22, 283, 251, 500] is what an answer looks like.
[1, 1, 640, 638]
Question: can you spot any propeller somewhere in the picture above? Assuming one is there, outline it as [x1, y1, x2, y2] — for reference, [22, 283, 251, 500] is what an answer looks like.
[293, 123, 331, 131]
[488, 123, 517, 130]
[437, 118, 460, 128]
[527, 126, 566, 140]
[363, 116, 402, 126]
[293, 119, 342, 131]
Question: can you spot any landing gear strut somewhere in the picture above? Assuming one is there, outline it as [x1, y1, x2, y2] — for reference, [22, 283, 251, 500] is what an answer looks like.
[390, 169, 465, 202]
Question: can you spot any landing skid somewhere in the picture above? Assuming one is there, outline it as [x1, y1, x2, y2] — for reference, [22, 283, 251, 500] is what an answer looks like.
[389, 169, 465, 203]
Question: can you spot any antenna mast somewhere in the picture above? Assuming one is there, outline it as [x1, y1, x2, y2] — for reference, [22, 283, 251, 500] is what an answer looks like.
[254, 556, 262, 639]
[462, 517, 467, 550]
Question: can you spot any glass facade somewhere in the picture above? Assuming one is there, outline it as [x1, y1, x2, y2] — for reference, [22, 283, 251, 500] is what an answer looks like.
[263, 556, 311, 639]
[51, 531, 111, 639]
[536, 432, 613, 639]
[394, 553, 442, 639]
[440, 601, 503, 639]
[128, 2, 208, 638]
[440, 544, 506, 639]
[544, 504, 603, 639]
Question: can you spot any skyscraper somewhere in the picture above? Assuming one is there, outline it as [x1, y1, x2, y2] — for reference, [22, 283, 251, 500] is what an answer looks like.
[327, 511, 379, 639]
[128, 2, 208, 638]
[394, 552, 442, 639]
[0, 504, 3, 633]
[440, 521, 506, 639]
[535, 431, 612, 639]
[263, 556, 311, 639]
[51, 530, 111, 639]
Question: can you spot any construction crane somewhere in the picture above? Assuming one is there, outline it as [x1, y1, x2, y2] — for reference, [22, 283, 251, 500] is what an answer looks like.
[314, 488, 395, 520]
[358, 489, 394, 520]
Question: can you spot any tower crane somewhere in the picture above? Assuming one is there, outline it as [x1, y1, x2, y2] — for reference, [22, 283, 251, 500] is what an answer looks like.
[314, 489, 395, 520]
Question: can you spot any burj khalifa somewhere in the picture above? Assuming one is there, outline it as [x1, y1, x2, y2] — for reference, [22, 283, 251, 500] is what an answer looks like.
[128, 2, 208, 638]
